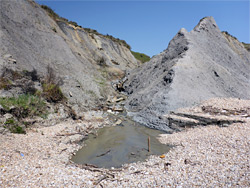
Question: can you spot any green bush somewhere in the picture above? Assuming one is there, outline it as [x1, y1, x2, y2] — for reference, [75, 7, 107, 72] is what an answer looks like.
[0, 77, 12, 90]
[131, 51, 150, 63]
[0, 95, 47, 119]
[4, 118, 25, 134]
[42, 66, 64, 103]
[42, 83, 64, 103]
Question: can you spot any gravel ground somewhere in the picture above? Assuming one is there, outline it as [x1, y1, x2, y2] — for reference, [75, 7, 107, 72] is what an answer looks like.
[0, 98, 249, 187]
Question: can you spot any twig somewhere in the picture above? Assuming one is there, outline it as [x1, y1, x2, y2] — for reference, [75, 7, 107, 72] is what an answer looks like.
[96, 150, 111, 157]
[78, 164, 115, 178]
[130, 170, 141, 174]
[59, 148, 67, 154]
[148, 136, 151, 152]
[56, 132, 86, 136]
[94, 175, 108, 185]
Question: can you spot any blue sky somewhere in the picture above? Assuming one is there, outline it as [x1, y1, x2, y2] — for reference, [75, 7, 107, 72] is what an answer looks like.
[36, 0, 250, 57]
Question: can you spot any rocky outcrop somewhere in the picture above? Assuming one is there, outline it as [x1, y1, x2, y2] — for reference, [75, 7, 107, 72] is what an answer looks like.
[123, 17, 250, 132]
[0, 0, 139, 114]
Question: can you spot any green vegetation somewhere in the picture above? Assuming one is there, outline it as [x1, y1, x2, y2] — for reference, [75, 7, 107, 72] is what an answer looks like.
[105, 34, 131, 50]
[222, 31, 250, 52]
[42, 66, 64, 103]
[4, 118, 25, 134]
[0, 66, 67, 133]
[95, 78, 106, 86]
[0, 68, 24, 90]
[242, 42, 250, 52]
[41, 5, 68, 23]
[131, 51, 150, 63]
[42, 83, 64, 103]
[52, 27, 57, 33]
[40, 4, 131, 50]
[0, 94, 47, 119]
[0, 77, 12, 90]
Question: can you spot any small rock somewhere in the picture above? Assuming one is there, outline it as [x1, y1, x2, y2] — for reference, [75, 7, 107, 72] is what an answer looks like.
[0, 127, 6, 134]
[114, 119, 122, 125]
[8, 58, 17, 64]
[3, 54, 12, 59]
[112, 107, 123, 112]
[164, 162, 171, 170]
[111, 96, 117, 103]
[115, 97, 125, 102]
[4, 113, 13, 119]
[107, 109, 115, 114]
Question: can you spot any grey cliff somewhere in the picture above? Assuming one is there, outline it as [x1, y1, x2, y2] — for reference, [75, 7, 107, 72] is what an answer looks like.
[124, 17, 250, 132]
[0, 0, 139, 114]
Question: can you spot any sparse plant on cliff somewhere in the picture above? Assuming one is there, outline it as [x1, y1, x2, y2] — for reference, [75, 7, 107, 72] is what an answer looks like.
[41, 5, 80, 27]
[105, 34, 131, 50]
[42, 66, 64, 103]
[222, 31, 238, 40]
[68, 21, 79, 27]
[40, 5, 131, 50]
[0, 77, 12, 90]
[41, 5, 61, 20]
[242, 42, 250, 51]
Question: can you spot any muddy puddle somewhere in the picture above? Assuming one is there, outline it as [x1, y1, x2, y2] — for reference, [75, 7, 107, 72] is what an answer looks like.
[71, 120, 171, 168]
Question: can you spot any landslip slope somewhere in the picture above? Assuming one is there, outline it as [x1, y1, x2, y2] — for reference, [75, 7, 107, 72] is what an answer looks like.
[0, 0, 138, 114]
[124, 17, 250, 132]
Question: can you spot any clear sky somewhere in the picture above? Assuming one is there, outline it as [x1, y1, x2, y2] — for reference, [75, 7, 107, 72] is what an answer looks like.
[36, 0, 250, 57]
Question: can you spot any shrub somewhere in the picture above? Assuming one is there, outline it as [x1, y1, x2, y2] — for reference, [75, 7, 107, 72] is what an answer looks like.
[52, 27, 57, 33]
[0, 67, 24, 90]
[42, 83, 64, 103]
[97, 57, 107, 67]
[0, 77, 12, 90]
[4, 118, 25, 134]
[1, 67, 22, 81]
[23, 69, 39, 82]
[42, 66, 64, 103]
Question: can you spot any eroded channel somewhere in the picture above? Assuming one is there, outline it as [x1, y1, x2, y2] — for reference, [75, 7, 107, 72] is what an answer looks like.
[71, 120, 171, 168]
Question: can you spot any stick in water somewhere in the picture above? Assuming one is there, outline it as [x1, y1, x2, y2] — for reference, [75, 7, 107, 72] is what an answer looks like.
[148, 136, 150, 152]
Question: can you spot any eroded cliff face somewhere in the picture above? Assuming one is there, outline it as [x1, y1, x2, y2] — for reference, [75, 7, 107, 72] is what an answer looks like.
[0, 0, 138, 113]
[124, 17, 250, 132]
